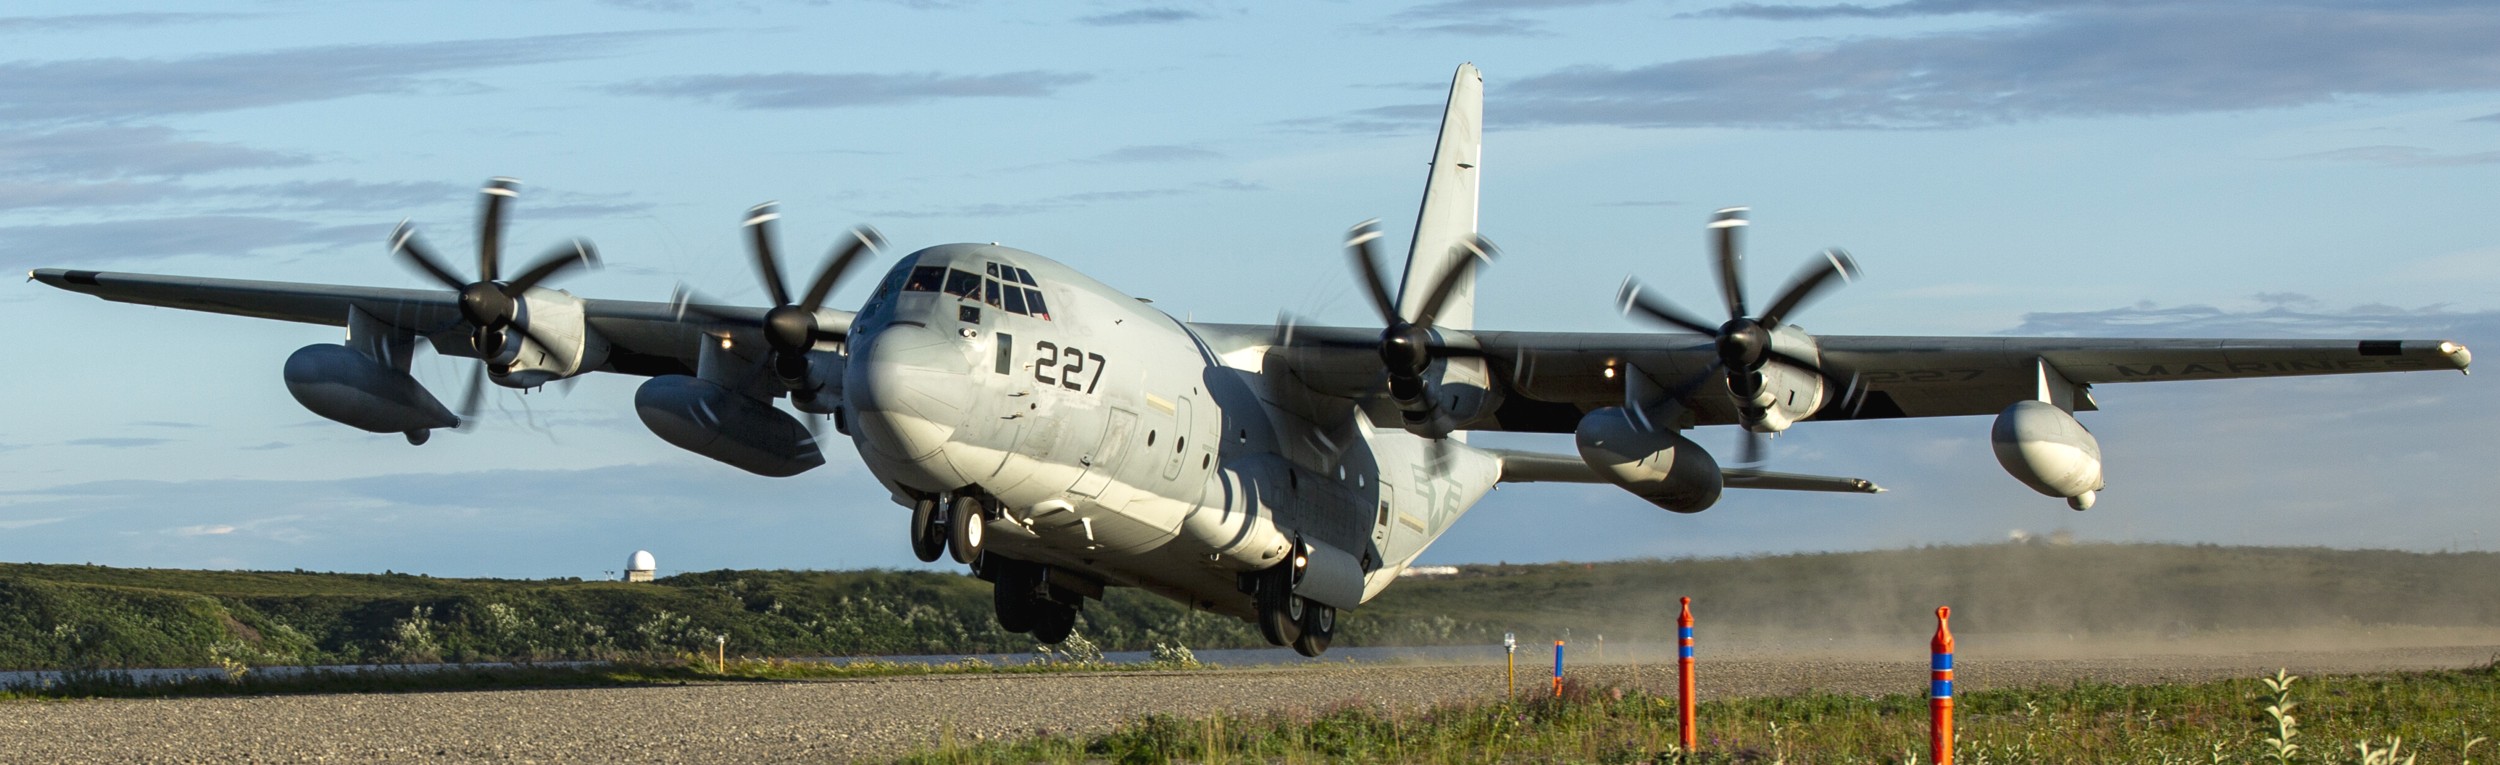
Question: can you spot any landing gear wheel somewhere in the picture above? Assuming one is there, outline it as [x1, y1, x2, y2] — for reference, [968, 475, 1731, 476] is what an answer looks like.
[994, 583, 1037, 633]
[993, 563, 1038, 633]
[1258, 590, 1304, 647]
[947, 495, 985, 565]
[1031, 602, 1077, 644]
[1292, 603, 1336, 657]
[909, 498, 943, 563]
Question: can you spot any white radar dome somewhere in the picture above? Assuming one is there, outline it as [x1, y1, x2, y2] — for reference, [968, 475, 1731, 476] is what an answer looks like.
[628, 550, 656, 572]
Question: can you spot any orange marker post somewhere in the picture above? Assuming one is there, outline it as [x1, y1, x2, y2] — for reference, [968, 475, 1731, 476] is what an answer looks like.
[1678, 597, 1697, 752]
[1930, 606, 1955, 765]
[1552, 640, 1566, 697]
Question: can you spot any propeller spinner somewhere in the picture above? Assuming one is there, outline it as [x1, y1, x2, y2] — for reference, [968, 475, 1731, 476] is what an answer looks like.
[1343, 218, 1496, 426]
[1616, 207, 1858, 464]
[674, 202, 885, 382]
[391, 177, 600, 429]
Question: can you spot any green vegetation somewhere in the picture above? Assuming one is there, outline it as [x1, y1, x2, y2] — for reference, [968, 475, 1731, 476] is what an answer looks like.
[0, 564, 1261, 670]
[6, 544, 2497, 671]
[899, 663, 2500, 764]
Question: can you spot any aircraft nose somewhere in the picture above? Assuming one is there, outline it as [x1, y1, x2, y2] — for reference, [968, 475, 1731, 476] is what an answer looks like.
[848, 323, 974, 478]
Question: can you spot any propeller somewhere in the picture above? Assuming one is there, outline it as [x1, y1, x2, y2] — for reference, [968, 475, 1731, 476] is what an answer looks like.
[672, 202, 885, 382]
[1616, 207, 1858, 464]
[1343, 218, 1496, 422]
[392, 177, 599, 368]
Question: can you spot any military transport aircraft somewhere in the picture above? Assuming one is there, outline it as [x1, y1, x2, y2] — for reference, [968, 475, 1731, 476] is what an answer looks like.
[28, 64, 2473, 656]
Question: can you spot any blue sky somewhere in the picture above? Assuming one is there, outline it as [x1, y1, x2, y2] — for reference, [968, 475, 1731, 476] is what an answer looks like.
[1, 0, 2493, 579]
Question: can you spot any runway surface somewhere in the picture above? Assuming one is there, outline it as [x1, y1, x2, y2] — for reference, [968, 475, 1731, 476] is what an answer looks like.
[4, 639, 2492, 764]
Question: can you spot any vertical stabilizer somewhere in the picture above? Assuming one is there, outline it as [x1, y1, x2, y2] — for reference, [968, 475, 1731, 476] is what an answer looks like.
[1395, 63, 1484, 330]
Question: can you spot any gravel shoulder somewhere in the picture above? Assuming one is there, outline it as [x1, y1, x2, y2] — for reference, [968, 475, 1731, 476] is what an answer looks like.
[4, 642, 2492, 764]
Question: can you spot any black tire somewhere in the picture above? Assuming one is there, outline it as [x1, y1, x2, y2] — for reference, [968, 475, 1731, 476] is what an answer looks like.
[1031, 603, 1077, 644]
[1258, 589, 1303, 647]
[947, 496, 985, 564]
[993, 577, 1037, 633]
[909, 499, 943, 563]
[1293, 603, 1335, 657]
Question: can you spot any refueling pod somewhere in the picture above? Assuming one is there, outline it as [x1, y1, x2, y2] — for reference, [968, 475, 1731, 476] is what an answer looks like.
[635, 375, 824, 477]
[1992, 400, 2105, 510]
[282, 343, 459, 440]
[1574, 406, 1724, 513]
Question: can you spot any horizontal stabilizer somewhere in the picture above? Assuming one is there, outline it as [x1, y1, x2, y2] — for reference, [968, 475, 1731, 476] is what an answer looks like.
[1486, 447, 1882, 494]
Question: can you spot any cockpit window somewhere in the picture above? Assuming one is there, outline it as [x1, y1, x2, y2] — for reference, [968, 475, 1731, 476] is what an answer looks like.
[903, 266, 945, 292]
[981, 262, 1053, 320]
[942, 268, 982, 299]
[983, 278, 1002, 307]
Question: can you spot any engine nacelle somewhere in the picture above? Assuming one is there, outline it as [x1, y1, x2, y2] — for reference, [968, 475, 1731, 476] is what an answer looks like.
[282, 344, 460, 436]
[635, 375, 824, 477]
[1575, 407, 1724, 513]
[1992, 400, 2105, 510]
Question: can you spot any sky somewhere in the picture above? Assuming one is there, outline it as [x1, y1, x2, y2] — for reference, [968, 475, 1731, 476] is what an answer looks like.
[0, 0, 2494, 580]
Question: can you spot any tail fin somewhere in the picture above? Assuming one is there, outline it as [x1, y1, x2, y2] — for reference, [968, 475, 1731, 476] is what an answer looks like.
[1395, 63, 1484, 331]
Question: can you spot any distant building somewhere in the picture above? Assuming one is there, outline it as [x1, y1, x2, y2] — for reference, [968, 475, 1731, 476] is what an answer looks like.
[626, 550, 656, 582]
[1405, 565, 1461, 577]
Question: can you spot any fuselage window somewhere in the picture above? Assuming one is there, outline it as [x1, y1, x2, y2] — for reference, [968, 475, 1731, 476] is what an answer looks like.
[904, 266, 946, 292]
[984, 278, 1002, 307]
[1023, 288, 1050, 320]
[943, 269, 982, 299]
[1001, 284, 1029, 315]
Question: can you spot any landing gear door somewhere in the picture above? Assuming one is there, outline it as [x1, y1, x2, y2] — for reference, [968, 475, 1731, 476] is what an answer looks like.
[1070, 407, 1138, 498]
[1369, 482, 1394, 568]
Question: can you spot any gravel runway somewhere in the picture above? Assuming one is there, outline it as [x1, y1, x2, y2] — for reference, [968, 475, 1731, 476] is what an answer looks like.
[4, 641, 2492, 764]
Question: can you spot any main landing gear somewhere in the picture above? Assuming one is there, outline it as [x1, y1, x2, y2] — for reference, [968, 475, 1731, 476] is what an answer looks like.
[1248, 560, 1336, 657]
[907, 494, 988, 564]
[985, 556, 1081, 644]
[909, 493, 1084, 645]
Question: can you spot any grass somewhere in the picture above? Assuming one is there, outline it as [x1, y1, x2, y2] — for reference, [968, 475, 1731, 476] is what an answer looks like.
[896, 662, 2500, 764]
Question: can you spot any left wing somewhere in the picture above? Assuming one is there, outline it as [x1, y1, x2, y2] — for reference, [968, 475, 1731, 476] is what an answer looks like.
[30, 268, 808, 378]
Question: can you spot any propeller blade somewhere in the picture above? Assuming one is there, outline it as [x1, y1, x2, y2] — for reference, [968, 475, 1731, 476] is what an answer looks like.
[1412, 235, 1495, 327]
[1617, 279, 1719, 336]
[504, 239, 599, 295]
[478, 177, 520, 282]
[1344, 219, 1399, 326]
[746, 202, 792, 307]
[391, 221, 467, 290]
[668, 284, 744, 324]
[1709, 207, 1749, 321]
[799, 226, 883, 312]
[1757, 248, 1858, 330]
[1735, 429, 1768, 467]
[454, 363, 486, 432]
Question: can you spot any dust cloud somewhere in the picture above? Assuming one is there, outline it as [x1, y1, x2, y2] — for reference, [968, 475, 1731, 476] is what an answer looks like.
[1363, 543, 2500, 663]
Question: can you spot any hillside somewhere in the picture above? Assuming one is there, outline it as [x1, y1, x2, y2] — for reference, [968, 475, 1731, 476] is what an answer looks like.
[5, 543, 2495, 670]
